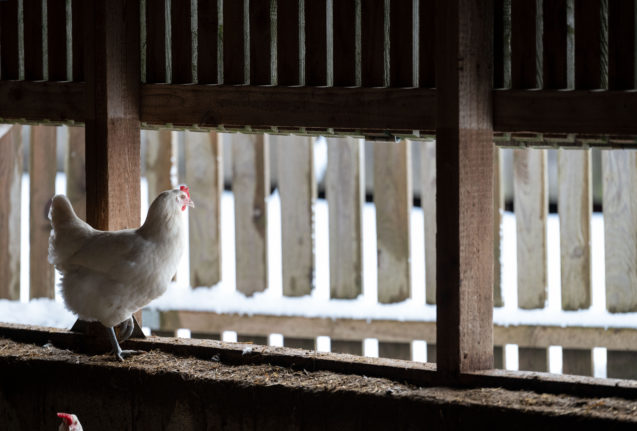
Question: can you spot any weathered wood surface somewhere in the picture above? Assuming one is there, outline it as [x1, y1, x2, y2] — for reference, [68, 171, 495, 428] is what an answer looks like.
[493, 147, 504, 307]
[558, 149, 591, 310]
[65, 127, 86, 220]
[421, 140, 436, 305]
[185, 130, 222, 287]
[331, 339, 363, 356]
[327, 137, 363, 299]
[277, 136, 315, 297]
[0, 81, 88, 123]
[562, 348, 593, 377]
[0, 125, 22, 300]
[231, 134, 269, 296]
[518, 347, 548, 373]
[607, 350, 637, 380]
[374, 140, 411, 304]
[144, 129, 174, 204]
[513, 149, 547, 309]
[602, 150, 637, 312]
[29, 126, 57, 299]
[378, 341, 411, 361]
[435, 0, 494, 373]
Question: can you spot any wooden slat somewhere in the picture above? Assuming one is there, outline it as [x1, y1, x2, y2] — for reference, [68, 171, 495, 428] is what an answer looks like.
[223, 0, 246, 84]
[305, 0, 327, 86]
[231, 133, 269, 296]
[331, 340, 363, 356]
[326, 137, 364, 299]
[518, 347, 548, 373]
[493, 147, 504, 307]
[170, 0, 193, 83]
[145, 0, 167, 83]
[602, 150, 637, 312]
[71, 0, 84, 81]
[513, 149, 547, 309]
[277, 0, 300, 85]
[435, 0, 494, 373]
[379, 341, 411, 360]
[197, 0, 218, 84]
[418, 0, 435, 88]
[558, 149, 591, 310]
[0, 81, 87, 123]
[284, 337, 315, 350]
[144, 129, 174, 205]
[65, 126, 86, 220]
[47, 0, 68, 81]
[562, 348, 593, 377]
[608, 0, 635, 90]
[0, 125, 22, 300]
[389, 0, 413, 87]
[277, 136, 315, 297]
[249, 0, 272, 85]
[511, 0, 538, 88]
[374, 139, 411, 304]
[607, 351, 637, 380]
[332, 0, 357, 86]
[361, 0, 385, 87]
[29, 125, 57, 299]
[0, 0, 19, 80]
[23, 0, 44, 80]
[420, 140, 436, 305]
[542, 0, 568, 89]
[185, 130, 222, 287]
[574, 0, 603, 89]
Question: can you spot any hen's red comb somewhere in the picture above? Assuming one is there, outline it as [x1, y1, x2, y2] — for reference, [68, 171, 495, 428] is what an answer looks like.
[179, 185, 190, 198]
[57, 413, 74, 425]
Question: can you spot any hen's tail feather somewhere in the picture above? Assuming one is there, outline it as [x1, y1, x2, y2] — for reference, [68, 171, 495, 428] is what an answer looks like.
[48, 195, 94, 267]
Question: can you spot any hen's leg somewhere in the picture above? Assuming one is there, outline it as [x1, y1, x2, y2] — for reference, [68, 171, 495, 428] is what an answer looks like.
[118, 316, 134, 343]
[106, 325, 142, 362]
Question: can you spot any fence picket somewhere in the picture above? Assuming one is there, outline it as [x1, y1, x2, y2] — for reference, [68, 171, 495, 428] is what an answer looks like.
[420, 140, 436, 305]
[518, 347, 548, 372]
[185, 130, 222, 287]
[331, 340, 363, 356]
[277, 136, 315, 297]
[29, 126, 57, 299]
[493, 147, 504, 307]
[0, 126, 21, 300]
[232, 134, 269, 296]
[562, 348, 593, 377]
[65, 127, 86, 220]
[145, 129, 174, 203]
[375, 140, 411, 304]
[379, 341, 410, 360]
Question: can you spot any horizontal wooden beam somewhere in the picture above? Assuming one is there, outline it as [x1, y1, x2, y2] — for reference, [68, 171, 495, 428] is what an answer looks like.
[0, 81, 88, 123]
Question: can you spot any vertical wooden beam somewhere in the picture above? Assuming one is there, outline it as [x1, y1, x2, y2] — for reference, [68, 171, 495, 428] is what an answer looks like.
[327, 137, 364, 300]
[29, 125, 57, 299]
[493, 147, 504, 307]
[250, 0, 272, 85]
[277, 0, 300, 85]
[171, 0, 193, 83]
[47, 0, 69, 81]
[305, 0, 327, 86]
[607, 350, 637, 379]
[0, 0, 20, 80]
[278, 136, 315, 297]
[420, 140, 436, 305]
[435, 0, 494, 374]
[185, 131, 223, 287]
[144, 129, 174, 204]
[65, 126, 86, 221]
[511, 0, 538, 88]
[197, 0, 219, 84]
[23, 0, 44, 80]
[374, 139, 411, 304]
[0, 125, 22, 300]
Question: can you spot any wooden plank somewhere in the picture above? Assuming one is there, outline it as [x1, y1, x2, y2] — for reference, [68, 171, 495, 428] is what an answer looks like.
[361, 0, 385, 87]
[231, 133, 269, 296]
[170, 0, 193, 83]
[23, 0, 44, 80]
[249, 0, 272, 85]
[223, 0, 246, 84]
[326, 137, 363, 299]
[420, 140, 436, 305]
[518, 347, 548, 372]
[65, 126, 86, 221]
[562, 348, 593, 377]
[435, 0, 494, 373]
[374, 139, 411, 304]
[277, 136, 315, 297]
[197, 0, 218, 84]
[574, 0, 603, 89]
[0, 81, 88, 123]
[493, 147, 504, 307]
[29, 125, 57, 299]
[71, 0, 84, 81]
[511, 0, 538, 88]
[513, 149, 547, 309]
[379, 341, 411, 360]
[558, 149, 592, 310]
[305, 0, 327, 86]
[389, 0, 413, 87]
[284, 337, 315, 350]
[607, 351, 637, 380]
[0, 126, 22, 300]
[542, 0, 568, 89]
[277, 0, 300, 85]
[145, 0, 167, 83]
[0, 0, 19, 80]
[331, 340, 363, 356]
[332, 0, 357, 86]
[144, 129, 174, 204]
[608, 0, 635, 90]
[47, 0, 69, 81]
[185, 130, 222, 287]
[602, 150, 637, 312]
[418, 0, 435, 87]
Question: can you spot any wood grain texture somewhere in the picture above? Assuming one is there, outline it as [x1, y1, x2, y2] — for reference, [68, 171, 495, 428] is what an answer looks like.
[145, 0, 167, 83]
[231, 133, 269, 296]
[518, 347, 548, 372]
[493, 147, 504, 307]
[0, 125, 22, 300]
[374, 139, 411, 304]
[602, 150, 637, 312]
[305, 0, 327, 86]
[144, 129, 174, 204]
[420, 140, 436, 305]
[197, 0, 218, 84]
[65, 126, 86, 220]
[607, 350, 637, 379]
[185, 130, 222, 287]
[542, 0, 568, 89]
[326, 137, 364, 299]
[562, 348, 593, 377]
[277, 0, 300, 85]
[513, 149, 547, 309]
[0, 0, 19, 80]
[558, 149, 592, 310]
[435, 0, 494, 373]
[171, 0, 193, 83]
[511, 0, 538, 89]
[0, 81, 88, 123]
[23, 0, 44, 80]
[47, 0, 69, 81]
[378, 341, 411, 360]
[276, 136, 315, 297]
[223, 0, 246, 84]
[29, 125, 57, 299]
[574, 0, 603, 89]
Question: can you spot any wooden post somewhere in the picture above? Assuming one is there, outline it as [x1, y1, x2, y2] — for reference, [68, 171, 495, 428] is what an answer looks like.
[29, 125, 57, 299]
[65, 127, 86, 221]
[493, 147, 504, 307]
[0, 125, 22, 300]
[420, 140, 436, 305]
[435, 0, 494, 374]
[144, 129, 174, 204]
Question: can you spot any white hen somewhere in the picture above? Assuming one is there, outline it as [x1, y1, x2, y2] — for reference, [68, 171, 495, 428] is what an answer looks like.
[57, 412, 83, 431]
[49, 186, 194, 360]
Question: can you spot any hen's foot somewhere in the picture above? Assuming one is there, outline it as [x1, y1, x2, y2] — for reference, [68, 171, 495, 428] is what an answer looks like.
[112, 349, 144, 362]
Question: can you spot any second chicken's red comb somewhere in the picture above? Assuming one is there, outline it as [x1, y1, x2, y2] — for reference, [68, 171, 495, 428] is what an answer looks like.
[180, 185, 190, 198]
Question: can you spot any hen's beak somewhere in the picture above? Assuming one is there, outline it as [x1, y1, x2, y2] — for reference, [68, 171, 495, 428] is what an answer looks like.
[186, 197, 195, 208]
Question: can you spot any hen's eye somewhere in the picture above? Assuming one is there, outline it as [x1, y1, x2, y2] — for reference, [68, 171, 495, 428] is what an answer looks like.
[180, 193, 186, 200]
